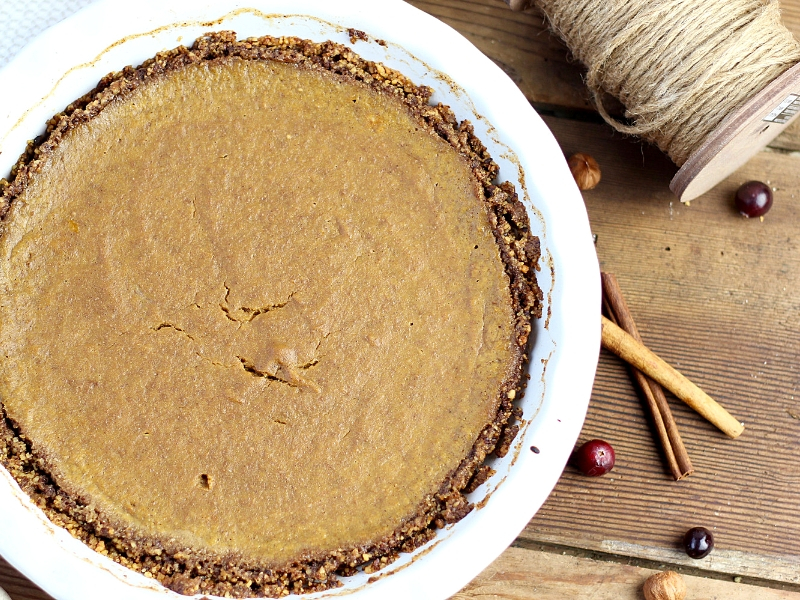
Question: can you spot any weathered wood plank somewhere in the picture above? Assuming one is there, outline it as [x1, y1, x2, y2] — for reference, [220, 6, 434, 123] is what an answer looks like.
[769, 121, 800, 151]
[451, 547, 800, 599]
[780, 0, 800, 36]
[406, 0, 592, 111]
[526, 534, 800, 586]
[518, 114, 800, 583]
[0, 557, 51, 600]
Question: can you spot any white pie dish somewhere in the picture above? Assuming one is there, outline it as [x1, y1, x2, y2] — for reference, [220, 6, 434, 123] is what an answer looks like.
[0, 1, 600, 598]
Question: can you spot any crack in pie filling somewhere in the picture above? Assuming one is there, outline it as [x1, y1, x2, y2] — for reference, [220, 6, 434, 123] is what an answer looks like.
[0, 32, 542, 597]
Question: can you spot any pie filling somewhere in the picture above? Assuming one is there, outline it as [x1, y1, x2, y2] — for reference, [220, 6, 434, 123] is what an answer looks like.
[0, 32, 542, 597]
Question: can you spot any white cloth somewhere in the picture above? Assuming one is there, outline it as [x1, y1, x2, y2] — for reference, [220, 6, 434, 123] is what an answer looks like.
[0, 0, 98, 70]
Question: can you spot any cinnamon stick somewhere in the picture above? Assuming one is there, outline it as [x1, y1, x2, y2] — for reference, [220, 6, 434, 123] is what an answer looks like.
[603, 297, 683, 479]
[600, 316, 744, 438]
[601, 273, 694, 479]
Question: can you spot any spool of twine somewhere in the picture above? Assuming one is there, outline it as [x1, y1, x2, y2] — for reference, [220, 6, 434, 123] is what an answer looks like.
[514, 0, 800, 167]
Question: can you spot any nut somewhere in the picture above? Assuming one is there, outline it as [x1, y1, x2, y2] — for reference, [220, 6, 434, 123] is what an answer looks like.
[643, 571, 686, 600]
[567, 152, 601, 190]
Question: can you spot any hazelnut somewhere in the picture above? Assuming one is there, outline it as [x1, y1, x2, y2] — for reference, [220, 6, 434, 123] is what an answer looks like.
[567, 152, 601, 190]
[643, 570, 686, 600]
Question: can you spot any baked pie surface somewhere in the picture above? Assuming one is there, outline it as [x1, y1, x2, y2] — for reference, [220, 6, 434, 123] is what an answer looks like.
[0, 33, 542, 597]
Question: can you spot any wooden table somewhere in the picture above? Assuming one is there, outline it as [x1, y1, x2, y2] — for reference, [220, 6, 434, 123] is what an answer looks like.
[3, 1, 800, 598]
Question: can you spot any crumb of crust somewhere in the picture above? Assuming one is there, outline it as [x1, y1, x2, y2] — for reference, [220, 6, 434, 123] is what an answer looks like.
[464, 465, 497, 494]
[0, 31, 542, 598]
[347, 28, 369, 44]
[494, 424, 520, 458]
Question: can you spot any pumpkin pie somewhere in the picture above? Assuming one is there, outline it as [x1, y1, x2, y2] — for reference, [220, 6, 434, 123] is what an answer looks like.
[0, 32, 542, 597]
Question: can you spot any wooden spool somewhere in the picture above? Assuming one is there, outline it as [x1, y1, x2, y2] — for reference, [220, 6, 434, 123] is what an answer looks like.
[671, 61, 800, 201]
[503, 0, 800, 201]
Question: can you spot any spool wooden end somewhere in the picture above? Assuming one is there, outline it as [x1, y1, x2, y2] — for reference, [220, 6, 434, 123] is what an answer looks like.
[671, 61, 800, 202]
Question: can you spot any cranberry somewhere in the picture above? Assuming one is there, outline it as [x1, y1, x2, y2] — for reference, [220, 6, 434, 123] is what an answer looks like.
[734, 181, 772, 218]
[571, 439, 615, 476]
[684, 526, 714, 559]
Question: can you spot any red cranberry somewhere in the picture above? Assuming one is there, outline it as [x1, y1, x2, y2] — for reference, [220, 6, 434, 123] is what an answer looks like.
[571, 439, 615, 476]
[684, 526, 714, 559]
[734, 181, 772, 218]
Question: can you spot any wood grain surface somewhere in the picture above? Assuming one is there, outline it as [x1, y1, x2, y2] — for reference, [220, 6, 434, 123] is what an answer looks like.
[4, 0, 800, 599]
[408, 0, 593, 111]
[522, 115, 800, 584]
[0, 557, 51, 600]
[453, 547, 800, 599]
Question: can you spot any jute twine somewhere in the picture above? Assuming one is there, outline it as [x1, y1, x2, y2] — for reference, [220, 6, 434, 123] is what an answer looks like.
[532, 0, 800, 165]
